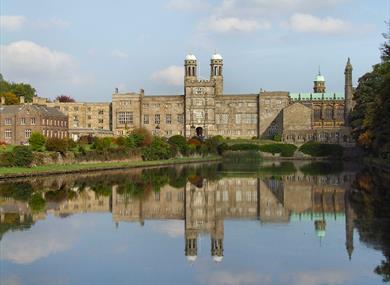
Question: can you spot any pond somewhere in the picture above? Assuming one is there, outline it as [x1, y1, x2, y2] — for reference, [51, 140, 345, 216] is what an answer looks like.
[0, 160, 389, 285]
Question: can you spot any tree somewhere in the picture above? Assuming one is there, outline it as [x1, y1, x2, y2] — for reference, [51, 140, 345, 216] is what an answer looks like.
[1, 92, 19, 105]
[45, 138, 69, 155]
[168, 135, 188, 155]
[56, 95, 75, 102]
[10, 83, 36, 102]
[28, 132, 46, 151]
[12, 146, 34, 167]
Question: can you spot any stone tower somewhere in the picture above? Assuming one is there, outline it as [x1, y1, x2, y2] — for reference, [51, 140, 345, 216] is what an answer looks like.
[210, 53, 224, 96]
[313, 69, 326, 93]
[185, 53, 198, 84]
[211, 219, 224, 262]
[345, 190, 355, 260]
[344, 58, 354, 123]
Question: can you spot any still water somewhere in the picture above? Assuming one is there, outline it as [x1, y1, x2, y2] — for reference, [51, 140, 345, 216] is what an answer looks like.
[0, 160, 389, 285]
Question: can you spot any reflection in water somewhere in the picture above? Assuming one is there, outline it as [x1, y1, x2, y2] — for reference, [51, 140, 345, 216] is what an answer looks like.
[0, 161, 389, 284]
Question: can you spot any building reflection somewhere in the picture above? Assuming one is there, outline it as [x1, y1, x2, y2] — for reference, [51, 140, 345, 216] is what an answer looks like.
[0, 170, 357, 263]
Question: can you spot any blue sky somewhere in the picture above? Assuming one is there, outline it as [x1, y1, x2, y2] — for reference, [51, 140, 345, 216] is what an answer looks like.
[0, 0, 388, 102]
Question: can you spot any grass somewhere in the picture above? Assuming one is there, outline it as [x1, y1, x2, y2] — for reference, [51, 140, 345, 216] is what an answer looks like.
[224, 138, 276, 146]
[0, 156, 221, 178]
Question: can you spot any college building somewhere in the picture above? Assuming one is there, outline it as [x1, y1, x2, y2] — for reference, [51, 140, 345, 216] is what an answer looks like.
[6, 53, 355, 145]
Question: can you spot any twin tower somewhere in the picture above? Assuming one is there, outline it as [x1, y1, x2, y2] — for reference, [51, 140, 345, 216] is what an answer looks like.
[184, 53, 224, 96]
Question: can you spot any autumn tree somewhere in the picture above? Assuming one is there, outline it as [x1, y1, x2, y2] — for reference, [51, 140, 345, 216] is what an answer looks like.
[56, 95, 75, 102]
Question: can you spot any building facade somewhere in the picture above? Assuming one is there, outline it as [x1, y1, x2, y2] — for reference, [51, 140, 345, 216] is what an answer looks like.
[33, 97, 112, 141]
[0, 97, 68, 145]
[111, 53, 354, 144]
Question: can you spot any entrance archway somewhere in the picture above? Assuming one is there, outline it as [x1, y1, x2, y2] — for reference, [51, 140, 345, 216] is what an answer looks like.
[195, 127, 203, 137]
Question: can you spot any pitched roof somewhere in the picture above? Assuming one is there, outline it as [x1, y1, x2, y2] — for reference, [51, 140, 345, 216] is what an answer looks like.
[0, 104, 67, 118]
[289, 92, 344, 101]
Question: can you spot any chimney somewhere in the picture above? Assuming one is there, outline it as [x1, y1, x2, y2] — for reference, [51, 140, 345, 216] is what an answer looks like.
[20, 96, 25, 104]
[115, 88, 119, 94]
[0, 96, 5, 105]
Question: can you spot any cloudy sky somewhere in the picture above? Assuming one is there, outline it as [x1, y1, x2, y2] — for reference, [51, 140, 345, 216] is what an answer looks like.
[0, 0, 388, 101]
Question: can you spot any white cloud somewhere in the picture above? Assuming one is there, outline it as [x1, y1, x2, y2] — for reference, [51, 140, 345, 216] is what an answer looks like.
[111, 49, 129, 59]
[284, 13, 350, 34]
[152, 65, 183, 86]
[167, 0, 211, 11]
[291, 270, 353, 285]
[0, 219, 79, 264]
[200, 16, 270, 33]
[215, 0, 348, 18]
[0, 40, 92, 87]
[0, 15, 26, 31]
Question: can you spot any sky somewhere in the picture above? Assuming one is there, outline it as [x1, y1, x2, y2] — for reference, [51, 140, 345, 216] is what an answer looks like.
[0, 0, 389, 102]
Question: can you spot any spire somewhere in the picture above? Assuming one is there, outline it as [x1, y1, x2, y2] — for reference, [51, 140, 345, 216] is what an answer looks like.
[345, 57, 353, 70]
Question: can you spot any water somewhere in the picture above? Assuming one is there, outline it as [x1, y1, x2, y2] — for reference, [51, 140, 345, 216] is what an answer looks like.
[0, 160, 389, 285]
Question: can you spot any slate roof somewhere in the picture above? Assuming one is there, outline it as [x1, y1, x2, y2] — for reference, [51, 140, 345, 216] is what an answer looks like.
[0, 104, 67, 118]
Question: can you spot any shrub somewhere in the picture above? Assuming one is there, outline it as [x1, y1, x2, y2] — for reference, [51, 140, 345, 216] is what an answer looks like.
[78, 135, 94, 144]
[299, 142, 344, 157]
[92, 137, 111, 151]
[45, 138, 69, 154]
[229, 143, 260, 151]
[115, 136, 127, 147]
[131, 128, 152, 146]
[0, 152, 14, 167]
[142, 137, 175, 161]
[188, 137, 202, 147]
[13, 146, 34, 167]
[259, 144, 297, 157]
[168, 135, 188, 155]
[65, 138, 77, 150]
[273, 133, 282, 142]
[28, 132, 46, 151]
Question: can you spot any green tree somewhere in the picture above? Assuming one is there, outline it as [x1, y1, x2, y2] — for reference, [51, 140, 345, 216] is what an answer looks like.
[28, 132, 46, 151]
[142, 137, 175, 161]
[9, 82, 36, 102]
[168, 135, 188, 155]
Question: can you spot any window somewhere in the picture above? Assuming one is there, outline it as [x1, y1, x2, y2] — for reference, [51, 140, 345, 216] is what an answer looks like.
[235, 114, 241, 124]
[314, 108, 321, 120]
[73, 115, 79, 121]
[325, 108, 333, 120]
[166, 114, 172, 124]
[25, 129, 32, 138]
[336, 108, 344, 119]
[87, 107, 91, 112]
[98, 119, 104, 123]
[118, 112, 133, 124]
[87, 115, 91, 120]
[88, 124, 92, 128]
[143, 114, 149, 124]
[177, 114, 184, 124]
[155, 114, 160, 124]
[31, 118, 36, 125]
[21, 118, 26, 125]
[98, 109, 104, 115]
[4, 129, 12, 139]
[5, 118, 12, 125]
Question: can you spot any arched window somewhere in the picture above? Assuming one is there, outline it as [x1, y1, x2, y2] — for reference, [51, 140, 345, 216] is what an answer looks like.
[336, 107, 344, 119]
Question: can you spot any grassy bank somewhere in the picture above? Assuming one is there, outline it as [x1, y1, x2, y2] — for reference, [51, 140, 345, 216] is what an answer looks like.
[0, 156, 221, 179]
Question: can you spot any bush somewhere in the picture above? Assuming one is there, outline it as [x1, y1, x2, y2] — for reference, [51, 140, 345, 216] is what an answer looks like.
[131, 128, 152, 146]
[78, 135, 94, 144]
[28, 132, 46, 151]
[115, 136, 127, 147]
[229, 143, 260, 151]
[273, 133, 282, 142]
[142, 137, 175, 161]
[0, 152, 14, 167]
[45, 138, 69, 155]
[92, 137, 111, 151]
[13, 146, 34, 167]
[259, 144, 297, 157]
[299, 142, 344, 157]
[168, 135, 188, 155]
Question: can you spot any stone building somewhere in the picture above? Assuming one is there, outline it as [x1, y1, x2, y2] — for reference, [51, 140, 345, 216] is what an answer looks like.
[111, 53, 354, 144]
[33, 97, 112, 141]
[0, 97, 68, 145]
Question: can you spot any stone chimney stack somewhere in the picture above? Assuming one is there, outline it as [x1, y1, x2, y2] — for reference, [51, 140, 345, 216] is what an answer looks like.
[20, 96, 25, 104]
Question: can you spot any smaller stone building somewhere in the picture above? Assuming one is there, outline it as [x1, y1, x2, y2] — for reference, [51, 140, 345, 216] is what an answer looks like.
[33, 97, 112, 141]
[0, 98, 68, 145]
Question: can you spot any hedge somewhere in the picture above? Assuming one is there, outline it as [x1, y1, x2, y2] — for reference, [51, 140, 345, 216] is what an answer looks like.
[299, 142, 344, 157]
[259, 144, 297, 157]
